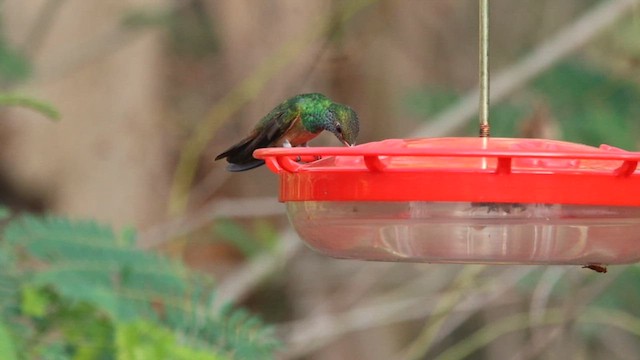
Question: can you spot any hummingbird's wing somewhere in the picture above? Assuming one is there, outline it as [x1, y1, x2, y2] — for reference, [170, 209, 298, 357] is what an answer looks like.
[216, 134, 266, 172]
[215, 108, 301, 172]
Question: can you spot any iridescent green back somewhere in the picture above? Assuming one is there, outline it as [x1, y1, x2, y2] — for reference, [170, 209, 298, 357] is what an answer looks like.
[256, 93, 332, 133]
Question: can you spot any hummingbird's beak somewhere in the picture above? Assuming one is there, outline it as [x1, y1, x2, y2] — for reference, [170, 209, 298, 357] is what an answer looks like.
[341, 139, 353, 147]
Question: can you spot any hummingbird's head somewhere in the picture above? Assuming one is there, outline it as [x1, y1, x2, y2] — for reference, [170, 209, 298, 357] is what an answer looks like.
[327, 103, 359, 146]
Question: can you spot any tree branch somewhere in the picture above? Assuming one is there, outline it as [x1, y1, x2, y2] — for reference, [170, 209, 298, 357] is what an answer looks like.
[138, 196, 283, 249]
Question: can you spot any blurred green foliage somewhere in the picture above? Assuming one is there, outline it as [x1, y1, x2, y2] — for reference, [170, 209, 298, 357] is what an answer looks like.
[116, 320, 225, 360]
[510, 263, 640, 353]
[0, 206, 9, 221]
[534, 62, 640, 149]
[0, 2, 639, 359]
[0, 16, 277, 357]
[213, 219, 278, 258]
[0, 213, 279, 359]
[0, 39, 31, 86]
[591, 265, 640, 314]
[0, 320, 18, 360]
[122, 2, 219, 57]
[0, 17, 59, 120]
[403, 86, 459, 119]
[405, 61, 640, 150]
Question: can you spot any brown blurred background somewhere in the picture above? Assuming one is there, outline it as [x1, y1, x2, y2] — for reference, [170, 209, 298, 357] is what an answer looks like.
[1, 0, 640, 359]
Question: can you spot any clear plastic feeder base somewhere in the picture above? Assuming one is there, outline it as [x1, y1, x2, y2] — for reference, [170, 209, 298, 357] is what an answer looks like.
[256, 138, 640, 265]
[288, 201, 640, 264]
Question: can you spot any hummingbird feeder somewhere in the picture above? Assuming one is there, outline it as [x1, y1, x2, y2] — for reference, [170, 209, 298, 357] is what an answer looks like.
[254, 1, 640, 266]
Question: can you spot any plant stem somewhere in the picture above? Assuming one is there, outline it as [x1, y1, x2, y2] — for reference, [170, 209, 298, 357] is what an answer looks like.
[398, 265, 486, 360]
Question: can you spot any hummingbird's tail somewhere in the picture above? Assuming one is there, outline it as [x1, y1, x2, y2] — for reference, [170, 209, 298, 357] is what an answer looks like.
[215, 135, 266, 172]
[225, 160, 265, 172]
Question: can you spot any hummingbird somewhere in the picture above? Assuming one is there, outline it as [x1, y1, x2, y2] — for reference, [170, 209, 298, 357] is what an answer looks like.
[215, 93, 359, 172]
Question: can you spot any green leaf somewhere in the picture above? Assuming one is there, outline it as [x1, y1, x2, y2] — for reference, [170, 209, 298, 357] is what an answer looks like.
[213, 220, 267, 257]
[56, 302, 114, 360]
[20, 285, 49, 317]
[591, 265, 640, 312]
[121, 8, 174, 29]
[116, 320, 225, 360]
[119, 225, 137, 247]
[32, 342, 69, 360]
[0, 206, 9, 220]
[403, 86, 459, 119]
[533, 62, 640, 149]
[254, 220, 278, 251]
[0, 93, 60, 121]
[0, 321, 18, 360]
[0, 40, 30, 84]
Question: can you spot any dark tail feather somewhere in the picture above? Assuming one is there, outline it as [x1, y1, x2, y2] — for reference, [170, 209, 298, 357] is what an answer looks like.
[226, 159, 265, 172]
[215, 136, 252, 161]
[215, 134, 267, 172]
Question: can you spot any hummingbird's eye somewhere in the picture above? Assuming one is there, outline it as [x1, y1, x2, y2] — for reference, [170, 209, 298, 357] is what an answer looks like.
[336, 124, 342, 134]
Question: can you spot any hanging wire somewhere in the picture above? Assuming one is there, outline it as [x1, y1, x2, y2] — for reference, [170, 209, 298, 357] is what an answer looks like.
[479, 0, 490, 137]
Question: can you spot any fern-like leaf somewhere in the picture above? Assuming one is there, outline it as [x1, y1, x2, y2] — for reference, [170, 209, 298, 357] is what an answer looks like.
[2, 215, 279, 359]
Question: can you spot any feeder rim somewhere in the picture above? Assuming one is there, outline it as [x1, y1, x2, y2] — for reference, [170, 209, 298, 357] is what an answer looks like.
[255, 146, 640, 161]
[253, 138, 640, 205]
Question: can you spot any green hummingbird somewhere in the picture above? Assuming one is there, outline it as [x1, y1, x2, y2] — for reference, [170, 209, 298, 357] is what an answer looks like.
[215, 93, 359, 172]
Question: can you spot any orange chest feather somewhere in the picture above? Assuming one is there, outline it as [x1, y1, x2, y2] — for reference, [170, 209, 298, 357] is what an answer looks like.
[275, 117, 320, 146]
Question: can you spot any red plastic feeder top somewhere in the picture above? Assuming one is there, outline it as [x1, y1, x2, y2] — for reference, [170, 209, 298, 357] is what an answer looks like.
[254, 138, 640, 265]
